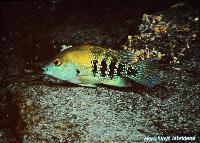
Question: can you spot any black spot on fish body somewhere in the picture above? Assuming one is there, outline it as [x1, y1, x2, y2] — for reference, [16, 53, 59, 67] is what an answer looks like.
[117, 63, 124, 76]
[108, 58, 117, 79]
[91, 60, 98, 76]
[76, 69, 80, 74]
[127, 65, 137, 77]
[100, 59, 107, 77]
[144, 51, 147, 56]
[131, 68, 137, 77]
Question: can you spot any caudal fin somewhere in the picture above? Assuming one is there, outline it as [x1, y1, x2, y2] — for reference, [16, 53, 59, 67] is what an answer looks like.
[118, 49, 160, 87]
[130, 58, 159, 87]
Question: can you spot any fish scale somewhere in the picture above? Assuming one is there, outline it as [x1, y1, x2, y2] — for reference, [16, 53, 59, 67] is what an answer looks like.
[91, 58, 137, 80]
[43, 45, 159, 88]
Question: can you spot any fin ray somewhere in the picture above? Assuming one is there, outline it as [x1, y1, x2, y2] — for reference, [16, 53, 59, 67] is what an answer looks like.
[130, 59, 159, 87]
[78, 83, 96, 88]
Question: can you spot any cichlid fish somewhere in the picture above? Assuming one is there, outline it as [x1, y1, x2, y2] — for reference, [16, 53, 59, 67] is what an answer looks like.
[43, 45, 159, 88]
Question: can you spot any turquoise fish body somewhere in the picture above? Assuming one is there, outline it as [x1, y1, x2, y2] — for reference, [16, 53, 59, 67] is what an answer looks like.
[43, 45, 159, 88]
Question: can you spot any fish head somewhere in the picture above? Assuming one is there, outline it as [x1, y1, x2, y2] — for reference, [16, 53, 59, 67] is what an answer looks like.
[43, 57, 79, 82]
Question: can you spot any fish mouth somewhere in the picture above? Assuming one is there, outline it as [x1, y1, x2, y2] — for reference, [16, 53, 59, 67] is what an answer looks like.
[42, 67, 46, 73]
[42, 66, 49, 75]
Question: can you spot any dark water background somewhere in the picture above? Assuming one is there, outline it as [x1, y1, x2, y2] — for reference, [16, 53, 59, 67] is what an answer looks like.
[0, 0, 200, 142]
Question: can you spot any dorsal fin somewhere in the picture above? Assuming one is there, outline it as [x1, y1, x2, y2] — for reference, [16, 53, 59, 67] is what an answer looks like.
[60, 45, 72, 52]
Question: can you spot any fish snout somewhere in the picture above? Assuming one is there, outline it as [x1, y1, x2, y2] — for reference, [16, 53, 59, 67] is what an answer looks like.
[42, 66, 48, 74]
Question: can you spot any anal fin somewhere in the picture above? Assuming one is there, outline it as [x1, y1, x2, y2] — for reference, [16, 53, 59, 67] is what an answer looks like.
[78, 83, 96, 88]
[102, 77, 131, 87]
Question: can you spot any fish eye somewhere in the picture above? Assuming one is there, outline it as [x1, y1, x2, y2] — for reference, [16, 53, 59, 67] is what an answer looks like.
[53, 59, 62, 66]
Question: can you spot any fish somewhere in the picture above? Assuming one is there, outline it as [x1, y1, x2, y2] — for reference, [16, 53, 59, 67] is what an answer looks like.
[43, 44, 159, 88]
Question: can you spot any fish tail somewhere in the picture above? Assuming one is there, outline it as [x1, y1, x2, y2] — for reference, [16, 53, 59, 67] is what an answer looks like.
[118, 49, 159, 87]
[130, 58, 159, 87]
